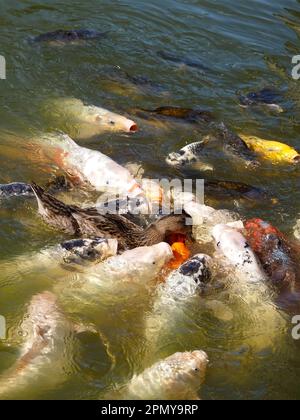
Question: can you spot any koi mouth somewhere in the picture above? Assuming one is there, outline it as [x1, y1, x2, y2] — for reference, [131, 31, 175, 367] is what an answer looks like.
[129, 124, 138, 132]
[293, 155, 300, 163]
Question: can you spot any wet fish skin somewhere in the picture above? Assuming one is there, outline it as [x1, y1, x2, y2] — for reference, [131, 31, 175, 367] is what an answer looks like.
[32, 29, 107, 44]
[212, 224, 267, 283]
[125, 350, 208, 400]
[215, 123, 259, 167]
[205, 179, 268, 203]
[51, 98, 138, 134]
[143, 106, 214, 124]
[37, 133, 144, 197]
[244, 219, 298, 290]
[158, 50, 210, 71]
[0, 292, 74, 399]
[59, 237, 118, 265]
[87, 242, 173, 286]
[239, 88, 284, 113]
[0, 239, 118, 288]
[0, 182, 33, 198]
[166, 140, 213, 171]
[148, 254, 213, 317]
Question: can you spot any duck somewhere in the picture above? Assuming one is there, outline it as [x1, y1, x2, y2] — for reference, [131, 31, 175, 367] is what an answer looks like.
[30, 183, 193, 251]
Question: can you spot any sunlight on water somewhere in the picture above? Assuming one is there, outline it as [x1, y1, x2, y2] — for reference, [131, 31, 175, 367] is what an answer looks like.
[1, 0, 300, 400]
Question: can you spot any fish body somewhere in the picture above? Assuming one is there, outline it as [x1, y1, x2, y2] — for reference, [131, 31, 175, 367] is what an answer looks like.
[88, 242, 173, 287]
[212, 224, 267, 283]
[212, 224, 289, 351]
[166, 141, 213, 171]
[168, 192, 239, 236]
[144, 254, 225, 350]
[205, 179, 268, 202]
[239, 89, 283, 113]
[244, 219, 298, 289]
[0, 183, 33, 198]
[154, 254, 213, 305]
[215, 123, 258, 167]
[158, 50, 210, 71]
[0, 292, 74, 399]
[125, 350, 208, 400]
[33, 29, 107, 45]
[39, 133, 144, 197]
[1, 238, 118, 284]
[141, 106, 214, 124]
[52, 237, 118, 266]
[50, 98, 138, 134]
[240, 135, 300, 163]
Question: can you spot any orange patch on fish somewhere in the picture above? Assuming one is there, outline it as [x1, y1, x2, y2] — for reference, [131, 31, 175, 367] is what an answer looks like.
[128, 182, 142, 194]
[167, 240, 191, 270]
[53, 148, 69, 169]
[244, 218, 284, 254]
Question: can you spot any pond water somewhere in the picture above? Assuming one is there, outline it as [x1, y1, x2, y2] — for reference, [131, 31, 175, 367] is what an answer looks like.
[1, 0, 300, 400]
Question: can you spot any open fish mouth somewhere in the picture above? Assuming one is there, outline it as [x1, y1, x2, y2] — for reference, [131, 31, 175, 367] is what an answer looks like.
[129, 123, 138, 132]
[293, 155, 300, 163]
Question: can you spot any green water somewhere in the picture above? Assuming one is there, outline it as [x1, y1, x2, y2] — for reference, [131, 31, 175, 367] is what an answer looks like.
[1, 0, 300, 400]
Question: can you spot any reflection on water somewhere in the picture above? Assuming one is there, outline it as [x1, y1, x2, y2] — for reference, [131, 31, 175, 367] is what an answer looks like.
[1, 0, 300, 400]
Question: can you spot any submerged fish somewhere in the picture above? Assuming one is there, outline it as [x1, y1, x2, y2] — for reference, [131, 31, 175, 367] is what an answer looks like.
[168, 124, 259, 168]
[37, 133, 144, 198]
[215, 123, 259, 167]
[1, 238, 118, 288]
[244, 219, 298, 289]
[205, 179, 268, 203]
[239, 135, 300, 163]
[50, 98, 138, 134]
[98, 68, 167, 101]
[87, 242, 173, 287]
[139, 106, 214, 124]
[239, 88, 283, 113]
[212, 224, 289, 351]
[0, 183, 33, 198]
[166, 141, 213, 171]
[145, 253, 233, 353]
[32, 29, 107, 45]
[124, 350, 208, 400]
[146, 255, 213, 340]
[212, 224, 267, 283]
[0, 292, 74, 399]
[158, 50, 210, 71]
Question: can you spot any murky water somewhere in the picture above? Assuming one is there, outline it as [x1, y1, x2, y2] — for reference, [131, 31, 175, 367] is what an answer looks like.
[1, 0, 300, 400]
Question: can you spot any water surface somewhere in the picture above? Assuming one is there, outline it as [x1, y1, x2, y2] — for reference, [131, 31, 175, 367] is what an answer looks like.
[1, 0, 300, 400]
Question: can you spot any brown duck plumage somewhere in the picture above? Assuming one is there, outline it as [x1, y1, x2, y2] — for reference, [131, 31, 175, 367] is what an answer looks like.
[31, 183, 193, 250]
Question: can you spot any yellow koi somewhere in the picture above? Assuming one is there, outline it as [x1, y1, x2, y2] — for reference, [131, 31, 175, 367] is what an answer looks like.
[240, 134, 300, 163]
